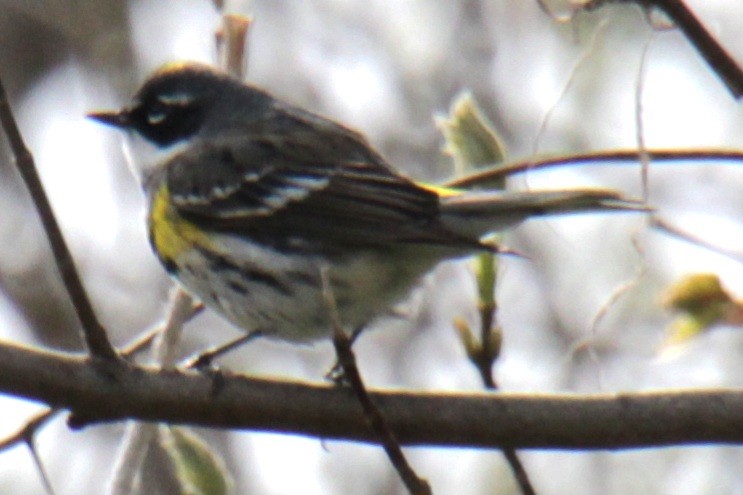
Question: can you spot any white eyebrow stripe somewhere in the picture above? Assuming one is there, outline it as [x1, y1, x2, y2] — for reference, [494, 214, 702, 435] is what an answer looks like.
[158, 93, 193, 105]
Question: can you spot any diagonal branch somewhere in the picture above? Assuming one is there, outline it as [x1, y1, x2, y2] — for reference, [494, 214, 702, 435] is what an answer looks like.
[581, 0, 743, 98]
[320, 267, 431, 494]
[0, 340, 740, 450]
[0, 77, 118, 360]
[647, 0, 743, 99]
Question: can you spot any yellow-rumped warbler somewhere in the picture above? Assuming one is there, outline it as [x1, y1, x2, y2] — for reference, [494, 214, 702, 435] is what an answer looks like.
[89, 62, 644, 342]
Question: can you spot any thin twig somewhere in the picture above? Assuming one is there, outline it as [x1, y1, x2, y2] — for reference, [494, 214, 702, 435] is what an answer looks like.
[477, 360, 536, 494]
[106, 289, 194, 495]
[472, 307, 498, 390]
[479, 370, 535, 494]
[105, 422, 158, 495]
[578, 26, 654, 387]
[650, 0, 743, 99]
[0, 76, 118, 360]
[183, 330, 263, 370]
[0, 409, 56, 453]
[216, 14, 252, 80]
[580, 0, 743, 98]
[320, 267, 432, 495]
[635, 30, 655, 201]
[525, 15, 609, 190]
[467, 266, 536, 495]
[445, 148, 743, 189]
[118, 326, 163, 361]
[502, 449, 535, 495]
[152, 289, 195, 369]
[651, 216, 743, 263]
[585, 234, 648, 388]
[26, 435, 56, 495]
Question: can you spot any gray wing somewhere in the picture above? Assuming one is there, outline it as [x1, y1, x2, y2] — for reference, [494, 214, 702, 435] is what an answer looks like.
[164, 130, 482, 251]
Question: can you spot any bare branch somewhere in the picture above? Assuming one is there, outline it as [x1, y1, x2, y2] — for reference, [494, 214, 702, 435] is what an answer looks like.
[0, 341, 739, 450]
[0, 76, 118, 360]
[648, 0, 743, 99]
[580, 0, 743, 98]
[0, 321, 196, 456]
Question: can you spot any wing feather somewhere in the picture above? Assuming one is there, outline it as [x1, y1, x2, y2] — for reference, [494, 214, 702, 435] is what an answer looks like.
[164, 130, 477, 248]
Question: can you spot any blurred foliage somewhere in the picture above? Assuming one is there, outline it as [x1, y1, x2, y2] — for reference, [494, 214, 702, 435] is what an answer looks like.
[436, 91, 506, 184]
[160, 426, 233, 495]
[439, 91, 506, 375]
[661, 273, 743, 348]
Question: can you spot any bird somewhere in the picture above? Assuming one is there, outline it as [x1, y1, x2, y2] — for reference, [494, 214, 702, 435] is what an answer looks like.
[88, 62, 645, 343]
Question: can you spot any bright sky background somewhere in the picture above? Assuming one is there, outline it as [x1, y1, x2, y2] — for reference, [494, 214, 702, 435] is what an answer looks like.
[1, 1, 742, 494]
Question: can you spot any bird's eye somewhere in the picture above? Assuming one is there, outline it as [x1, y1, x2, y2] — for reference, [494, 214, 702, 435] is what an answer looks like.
[129, 93, 204, 146]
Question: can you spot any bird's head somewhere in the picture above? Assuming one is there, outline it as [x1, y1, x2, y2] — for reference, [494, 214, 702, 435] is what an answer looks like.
[88, 62, 271, 180]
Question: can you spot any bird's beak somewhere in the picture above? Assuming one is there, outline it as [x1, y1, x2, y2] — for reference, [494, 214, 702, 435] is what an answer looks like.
[87, 110, 130, 129]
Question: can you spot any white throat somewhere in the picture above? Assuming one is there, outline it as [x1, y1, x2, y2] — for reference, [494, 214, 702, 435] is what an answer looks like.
[122, 131, 189, 184]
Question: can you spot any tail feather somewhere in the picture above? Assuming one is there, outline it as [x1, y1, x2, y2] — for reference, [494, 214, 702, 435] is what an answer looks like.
[439, 188, 649, 238]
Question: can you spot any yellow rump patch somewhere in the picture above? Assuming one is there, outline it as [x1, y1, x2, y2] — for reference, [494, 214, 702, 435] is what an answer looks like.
[416, 182, 463, 198]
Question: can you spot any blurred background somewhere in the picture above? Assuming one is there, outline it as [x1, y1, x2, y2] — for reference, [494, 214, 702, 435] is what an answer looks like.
[0, 0, 742, 493]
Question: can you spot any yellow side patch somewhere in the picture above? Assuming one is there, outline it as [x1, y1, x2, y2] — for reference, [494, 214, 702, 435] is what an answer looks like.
[416, 182, 463, 198]
[148, 184, 213, 266]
